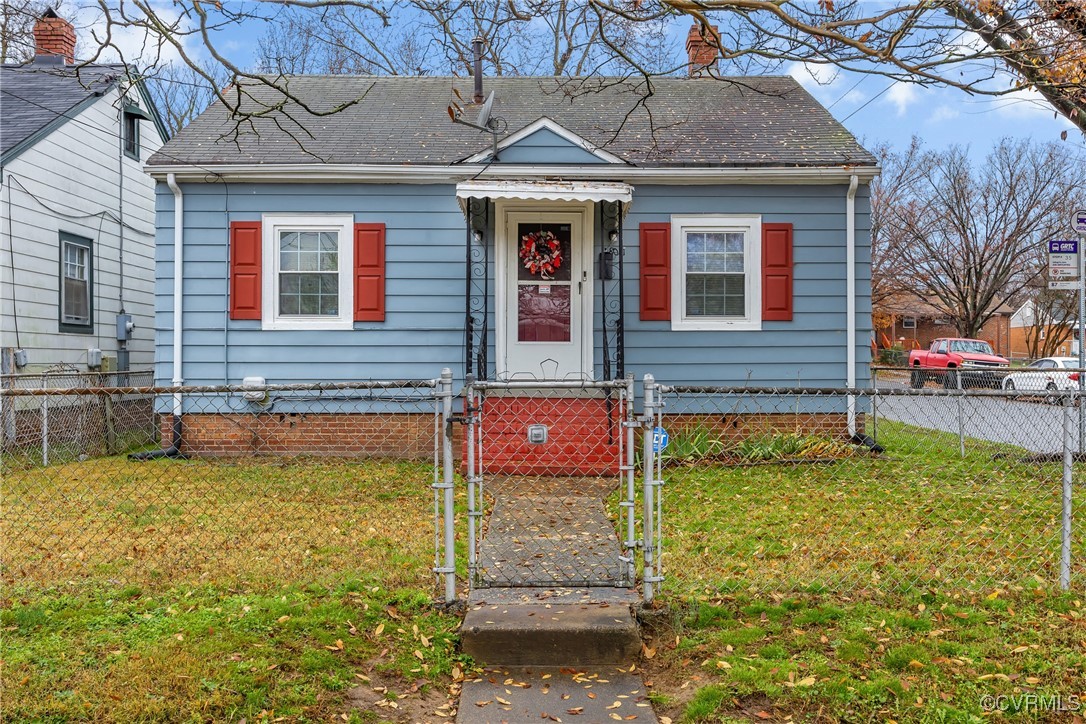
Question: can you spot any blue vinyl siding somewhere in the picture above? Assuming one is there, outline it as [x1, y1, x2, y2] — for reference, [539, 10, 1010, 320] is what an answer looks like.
[493, 127, 610, 165]
[608, 184, 871, 388]
[155, 180, 871, 390]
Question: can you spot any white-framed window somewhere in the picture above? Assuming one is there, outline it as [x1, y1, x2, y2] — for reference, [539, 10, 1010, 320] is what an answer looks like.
[902, 316, 917, 329]
[670, 214, 761, 331]
[261, 214, 354, 330]
[59, 232, 93, 333]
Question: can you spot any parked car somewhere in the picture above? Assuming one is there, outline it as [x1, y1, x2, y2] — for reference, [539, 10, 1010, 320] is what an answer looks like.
[908, 338, 1010, 389]
[1001, 357, 1082, 398]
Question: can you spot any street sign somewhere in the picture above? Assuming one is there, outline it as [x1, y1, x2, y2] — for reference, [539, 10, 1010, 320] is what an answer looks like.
[1049, 240, 1079, 281]
[1073, 210, 1086, 235]
[1050, 280, 1080, 290]
[652, 426, 669, 453]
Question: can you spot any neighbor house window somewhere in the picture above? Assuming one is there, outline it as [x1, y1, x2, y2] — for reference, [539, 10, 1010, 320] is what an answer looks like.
[902, 316, 917, 329]
[123, 113, 139, 159]
[670, 215, 761, 331]
[59, 232, 93, 333]
[261, 214, 354, 330]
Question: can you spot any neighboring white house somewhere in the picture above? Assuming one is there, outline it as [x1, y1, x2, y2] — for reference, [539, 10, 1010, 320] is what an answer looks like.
[0, 9, 167, 376]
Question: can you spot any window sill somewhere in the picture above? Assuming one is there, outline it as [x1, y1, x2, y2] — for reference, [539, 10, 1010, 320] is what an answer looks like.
[261, 318, 354, 331]
[670, 319, 762, 332]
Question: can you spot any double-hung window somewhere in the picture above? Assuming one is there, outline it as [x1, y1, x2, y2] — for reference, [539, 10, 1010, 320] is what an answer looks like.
[59, 232, 93, 333]
[261, 215, 354, 330]
[671, 215, 761, 331]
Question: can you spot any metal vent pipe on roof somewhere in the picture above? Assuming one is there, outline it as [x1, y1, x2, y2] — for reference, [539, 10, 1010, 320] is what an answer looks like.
[472, 36, 484, 104]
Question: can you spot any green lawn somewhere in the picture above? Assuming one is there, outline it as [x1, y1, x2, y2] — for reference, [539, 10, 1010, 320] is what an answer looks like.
[3, 424, 1083, 722]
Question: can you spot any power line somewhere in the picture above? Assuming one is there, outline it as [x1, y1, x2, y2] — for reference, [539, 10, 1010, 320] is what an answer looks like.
[840, 81, 896, 123]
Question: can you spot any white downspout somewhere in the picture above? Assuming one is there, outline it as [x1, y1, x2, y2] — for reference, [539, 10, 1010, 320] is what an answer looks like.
[130, 174, 185, 459]
[167, 173, 183, 411]
[846, 173, 859, 436]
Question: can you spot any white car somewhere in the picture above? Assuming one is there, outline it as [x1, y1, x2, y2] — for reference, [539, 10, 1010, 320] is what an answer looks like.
[1001, 357, 1083, 395]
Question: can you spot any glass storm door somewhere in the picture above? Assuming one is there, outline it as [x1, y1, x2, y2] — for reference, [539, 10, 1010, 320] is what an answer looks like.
[503, 211, 590, 379]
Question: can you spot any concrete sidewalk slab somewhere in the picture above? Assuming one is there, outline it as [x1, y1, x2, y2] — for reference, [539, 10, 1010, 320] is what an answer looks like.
[456, 666, 658, 724]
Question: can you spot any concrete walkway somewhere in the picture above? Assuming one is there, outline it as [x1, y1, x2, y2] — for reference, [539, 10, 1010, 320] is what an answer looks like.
[458, 479, 655, 723]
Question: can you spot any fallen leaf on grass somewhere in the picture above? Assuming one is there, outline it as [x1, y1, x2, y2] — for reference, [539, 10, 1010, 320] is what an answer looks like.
[374, 623, 385, 636]
[607, 702, 622, 709]
[413, 650, 425, 661]
[496, 696, 511, 705]
[276, 615, 290, 624]
[325, 640, 345, 651]
[567, 708, 584, 715]
[641, 644, 656, 659]
[755, 713, 772, 720]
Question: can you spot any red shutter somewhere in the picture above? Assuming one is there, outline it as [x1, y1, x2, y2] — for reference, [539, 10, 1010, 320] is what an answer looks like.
[354, 222, 386, 322]
[762, 222, 793, 321]
[229, 221, 262, 320]
[639, 222, 671, 321]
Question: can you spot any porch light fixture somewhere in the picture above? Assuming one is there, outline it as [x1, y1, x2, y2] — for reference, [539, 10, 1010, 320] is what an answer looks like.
[473, 229, 484, 243]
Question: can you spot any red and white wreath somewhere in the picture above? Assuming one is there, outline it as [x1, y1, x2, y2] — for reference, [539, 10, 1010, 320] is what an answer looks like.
[519, 230, 563, 280]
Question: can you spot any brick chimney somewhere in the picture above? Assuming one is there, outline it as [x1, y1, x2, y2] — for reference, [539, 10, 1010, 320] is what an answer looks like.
[685, 24, 719, 77]
[33, 8, 76, 65]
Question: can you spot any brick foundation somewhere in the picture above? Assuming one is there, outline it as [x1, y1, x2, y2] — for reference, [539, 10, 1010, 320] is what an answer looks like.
[157, 409, 859, 464]
[162, 412, 445, 459]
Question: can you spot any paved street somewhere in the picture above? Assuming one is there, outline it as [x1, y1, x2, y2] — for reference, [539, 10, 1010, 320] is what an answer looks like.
[873, 382, 1081, 454]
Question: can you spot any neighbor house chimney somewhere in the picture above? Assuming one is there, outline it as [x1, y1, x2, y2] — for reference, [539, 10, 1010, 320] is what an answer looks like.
[686, 24, 719, 77]
[33, 8, 76, 65]
[472, 36, 484, 104]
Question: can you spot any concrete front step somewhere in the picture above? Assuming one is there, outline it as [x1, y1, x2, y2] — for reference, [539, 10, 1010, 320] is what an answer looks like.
[456, 666, 658, 724]
[461, 588, 641, 667]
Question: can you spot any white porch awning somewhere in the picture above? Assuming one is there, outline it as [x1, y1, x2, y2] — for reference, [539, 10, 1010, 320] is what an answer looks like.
[455, 180, 633, 209]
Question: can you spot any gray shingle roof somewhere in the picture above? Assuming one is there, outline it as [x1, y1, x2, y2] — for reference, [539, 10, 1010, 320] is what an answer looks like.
[148, 75, 876, 169]
[1, 61, 123, 161]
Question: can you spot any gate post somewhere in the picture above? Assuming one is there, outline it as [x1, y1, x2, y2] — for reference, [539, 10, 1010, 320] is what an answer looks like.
[1062, 393, 1074, 591]
[642, 374, 657, 604]
[623, 373, 637, 585]
[465, 375, 480, 586]
[438, 368, 457, 604]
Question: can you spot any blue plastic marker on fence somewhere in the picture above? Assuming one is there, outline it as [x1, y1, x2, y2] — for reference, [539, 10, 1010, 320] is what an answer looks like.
[653, 426, 669, 453]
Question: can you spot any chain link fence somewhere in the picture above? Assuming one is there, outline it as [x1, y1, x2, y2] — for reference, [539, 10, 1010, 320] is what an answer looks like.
[654, 368, 1082, 599]
[2, 378, 442, 593]
[4, 367, 1084, 603]
[1, 369, 155, 465]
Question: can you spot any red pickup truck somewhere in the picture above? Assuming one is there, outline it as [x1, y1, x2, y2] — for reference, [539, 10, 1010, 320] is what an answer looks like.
[908, 338, 1010, 389]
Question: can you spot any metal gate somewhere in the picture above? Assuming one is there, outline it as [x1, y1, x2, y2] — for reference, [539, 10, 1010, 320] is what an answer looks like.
[464, 376, 635, 589]
[433, 371, 666, 602]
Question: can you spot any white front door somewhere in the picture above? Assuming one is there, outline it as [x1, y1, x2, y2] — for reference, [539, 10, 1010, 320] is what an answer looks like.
[498, 205, 593, 379]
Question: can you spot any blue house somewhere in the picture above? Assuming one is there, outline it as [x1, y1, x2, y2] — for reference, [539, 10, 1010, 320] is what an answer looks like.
[144, 53, 876, 456]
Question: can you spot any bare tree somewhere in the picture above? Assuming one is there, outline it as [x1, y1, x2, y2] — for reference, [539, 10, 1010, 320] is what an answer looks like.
[634, 1, 1086, 134]
[869, 138, 924, 312]
[890, 139, 1082, 339]
[10, 2, 1085, 141]
[1024, 283, 1077, 357]
[253, 2, 673, 77]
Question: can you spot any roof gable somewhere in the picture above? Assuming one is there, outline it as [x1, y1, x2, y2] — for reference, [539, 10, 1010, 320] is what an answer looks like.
[0, 62, 169, 164]
[463, 118, 624, 165]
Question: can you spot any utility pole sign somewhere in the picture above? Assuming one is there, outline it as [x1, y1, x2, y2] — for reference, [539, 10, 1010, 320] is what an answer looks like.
[1049, 240, 1079, 286]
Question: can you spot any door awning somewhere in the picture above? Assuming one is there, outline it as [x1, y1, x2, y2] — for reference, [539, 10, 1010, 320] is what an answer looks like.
[456, 180, 633, 209]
